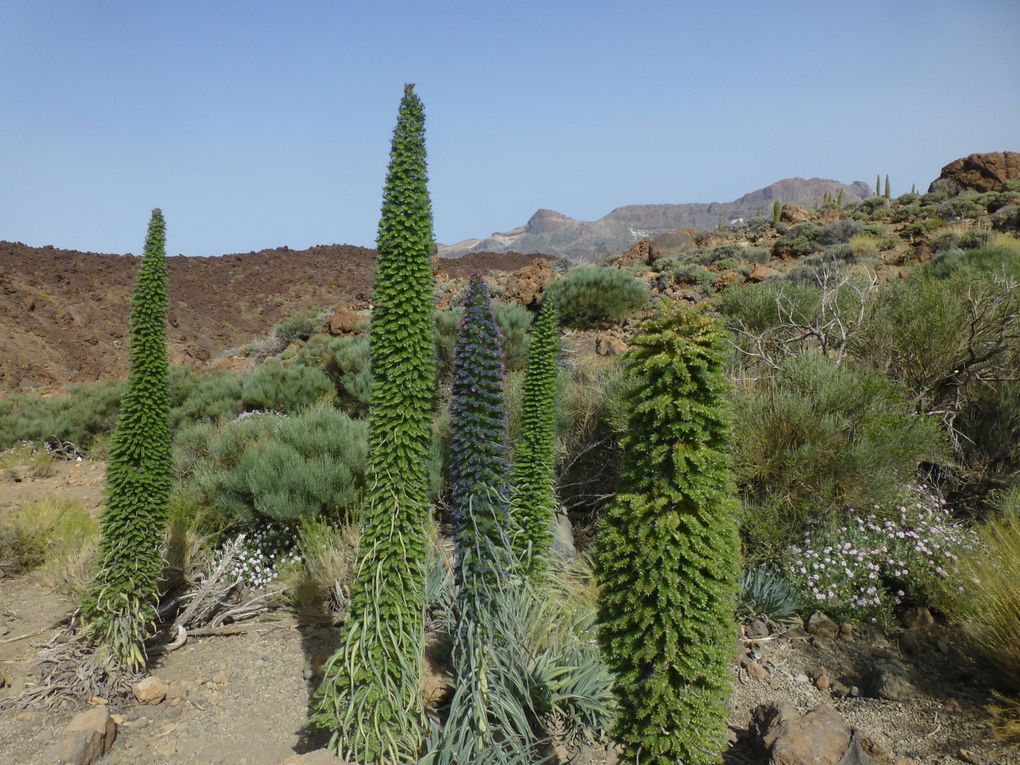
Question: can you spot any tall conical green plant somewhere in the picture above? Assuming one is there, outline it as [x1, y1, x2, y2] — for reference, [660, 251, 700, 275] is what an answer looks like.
[435, 275, 536, 765]
[596, 307, 740, 765]
[884, 174, 891, 199]
[83, 209, 172, 672]
[509, 296, 560, 576]
[314, 84, 437, 764]
[448, 275, 512, 600]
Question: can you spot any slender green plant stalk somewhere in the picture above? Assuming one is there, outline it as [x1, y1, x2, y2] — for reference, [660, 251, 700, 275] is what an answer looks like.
[313, 84, 437, 764]
[83, 209, 172, 672]
[509, 296, 560, 576]
[596, 307, 741, 765]
[434, 275, 536, 764]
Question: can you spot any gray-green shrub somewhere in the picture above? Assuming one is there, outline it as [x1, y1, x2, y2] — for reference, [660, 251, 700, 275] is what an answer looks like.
[193, 405, 367, 526]
[544, 266, 647, 328]
[733, 352, 945, 556]
[241, 359, 335, 413]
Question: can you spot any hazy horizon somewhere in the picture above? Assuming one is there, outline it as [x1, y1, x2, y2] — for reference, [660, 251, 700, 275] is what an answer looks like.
[2, 1, 1018, 256]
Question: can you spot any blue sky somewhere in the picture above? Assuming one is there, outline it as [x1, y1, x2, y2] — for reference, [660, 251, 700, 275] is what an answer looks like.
[1, 1, 1018, 256]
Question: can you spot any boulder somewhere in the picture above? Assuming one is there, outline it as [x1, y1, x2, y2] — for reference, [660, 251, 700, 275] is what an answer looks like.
[929, 151, 1020, 193]
[498, 258, 557, 307]
[901, 607, 935, 632]
[769, 705, 851, 765]
[132, 676, 168, 705]
[780, 203, 811, 224]
[595, 333, 628, 357]
[322, 307, 363, 336]
[837, 731, 898, 765]
[864, 657, 918, 701]
[552, 513, 577, 559]
[807, 611, 839, 641]
[49, 706, 118, 765]
[748, 262, 780, 282]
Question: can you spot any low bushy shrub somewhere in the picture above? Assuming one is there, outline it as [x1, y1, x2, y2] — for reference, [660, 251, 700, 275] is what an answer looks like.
[943, 507, 1020, 689]
[0, 379, 123, 453]
[321, 337, 372, 418]
[274, 308, 327, 345]
[193, 406, 368, 526]
[786, 487, 974, 622]
[733, 353, 945, 554]
[281, 516, 360, 619]
[0, 496, 97, 578]
[241, 359, 335, 413]
[544, 267, 647, 328]
[169, 367, 243, 426]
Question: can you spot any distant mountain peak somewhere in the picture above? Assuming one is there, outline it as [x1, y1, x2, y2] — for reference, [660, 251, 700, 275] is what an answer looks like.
[439, 177, 871, 261]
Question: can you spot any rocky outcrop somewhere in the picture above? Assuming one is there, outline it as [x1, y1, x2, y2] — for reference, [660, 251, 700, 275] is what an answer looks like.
[47, 706, 118, 765]
[929, 151, 1020, 193]
[439, 178, 872, 262]
[752, 703, 916, 765]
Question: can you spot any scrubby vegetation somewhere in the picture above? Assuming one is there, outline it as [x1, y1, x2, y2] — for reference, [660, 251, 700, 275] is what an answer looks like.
[544, 266, 647, 328]
[3, 91, 1020, 765]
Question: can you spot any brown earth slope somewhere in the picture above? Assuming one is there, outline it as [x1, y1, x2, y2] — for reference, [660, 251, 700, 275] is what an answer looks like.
[0, 242, 548, 394]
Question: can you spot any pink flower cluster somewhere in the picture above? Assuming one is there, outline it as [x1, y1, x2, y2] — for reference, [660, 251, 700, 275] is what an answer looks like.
[786, 486, 975, 620]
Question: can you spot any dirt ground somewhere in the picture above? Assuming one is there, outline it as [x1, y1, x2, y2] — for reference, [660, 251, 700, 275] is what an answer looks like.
[1, 461, 1017, 765]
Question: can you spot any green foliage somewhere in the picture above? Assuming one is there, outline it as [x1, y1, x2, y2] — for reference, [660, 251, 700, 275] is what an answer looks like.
[733, 353, 944, 555]
[0, 496, 96, 576]
[169, 366, 242, 426]
[876, 174, 881, 196]
[192, 406, 367, 526]
[280, 516, 360, 620]
[852, 267, 1020, 422]
[553, 355, 628, 519]
[493, 302, 532, 371]
[884, 174, 891, 199]
[274, 308, 327, 345]
[738, 566, 801, 621]
[596, 308, 740, 765]
[241, 359, 335, 413]
[509, 297, 560, 575]
[655, 260, 716, 291]
[314, 84, 437, 764]
[545, 267, 647, 328]
[83, 209, 173, 672]
[0, 379, 123, 453]
[772, 200, 781, 226]
[943, 509, 1020, 690]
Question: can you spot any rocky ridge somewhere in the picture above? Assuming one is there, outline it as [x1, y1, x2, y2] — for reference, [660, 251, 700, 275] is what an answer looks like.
[439, 177, 873, 261]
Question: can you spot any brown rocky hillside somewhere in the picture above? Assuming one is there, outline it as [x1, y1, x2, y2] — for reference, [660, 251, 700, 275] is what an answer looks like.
[0, 241, 549, 394]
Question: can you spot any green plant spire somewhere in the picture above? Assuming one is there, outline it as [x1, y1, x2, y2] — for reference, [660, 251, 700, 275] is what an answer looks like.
[83, 209, 172, 672]
[884, 174, 891, 199]
[435, 275, 537, 764]
[509, 296, 560, 576]
[596, 307, 741, 765]
[448, 275, 512, 598]
[314, 84, 437, 764]
[771, 199, 781, 227]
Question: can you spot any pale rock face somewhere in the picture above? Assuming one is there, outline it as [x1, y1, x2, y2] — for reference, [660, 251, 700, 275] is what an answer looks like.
[438, 177, 872, 261]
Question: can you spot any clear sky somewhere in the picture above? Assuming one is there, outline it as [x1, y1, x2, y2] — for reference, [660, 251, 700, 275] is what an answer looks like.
[2, 1, 1018, 256]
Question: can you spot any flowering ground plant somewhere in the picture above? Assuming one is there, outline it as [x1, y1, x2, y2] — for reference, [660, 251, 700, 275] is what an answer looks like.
[785, 486, 976, 623]
[213, 524, 302, 589]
